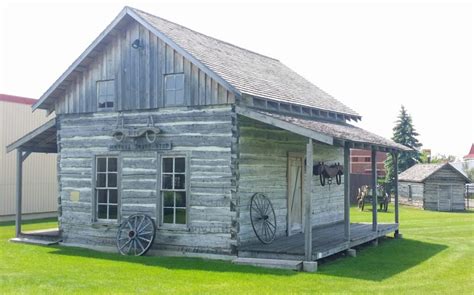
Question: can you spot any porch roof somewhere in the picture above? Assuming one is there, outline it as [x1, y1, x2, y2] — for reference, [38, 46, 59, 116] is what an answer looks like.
[236, 107, 410, 152]
[6, 118, 57, 154]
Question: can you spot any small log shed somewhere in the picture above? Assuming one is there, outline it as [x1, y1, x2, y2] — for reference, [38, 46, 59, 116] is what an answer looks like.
[7, 6, 410, 269]
[398, 163, 470, 211]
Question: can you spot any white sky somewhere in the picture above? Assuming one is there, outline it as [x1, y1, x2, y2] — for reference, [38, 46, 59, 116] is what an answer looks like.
[1, 0, 472, 158]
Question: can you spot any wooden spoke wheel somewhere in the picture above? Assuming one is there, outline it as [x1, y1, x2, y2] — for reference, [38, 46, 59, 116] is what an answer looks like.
[116, 214, 156, 256]
[250, 193, 276, 244]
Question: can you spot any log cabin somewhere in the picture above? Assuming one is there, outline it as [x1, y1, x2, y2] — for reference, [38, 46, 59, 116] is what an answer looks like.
[7, 6, 410, 270]
[398, 163, 470, 211]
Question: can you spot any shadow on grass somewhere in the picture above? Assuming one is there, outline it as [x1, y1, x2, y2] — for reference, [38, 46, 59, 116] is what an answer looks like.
[320, 237, 448, 281]
[47, 245, 296, 276]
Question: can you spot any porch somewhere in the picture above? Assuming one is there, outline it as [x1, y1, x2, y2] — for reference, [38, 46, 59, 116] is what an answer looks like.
[239, 222, 398, 261]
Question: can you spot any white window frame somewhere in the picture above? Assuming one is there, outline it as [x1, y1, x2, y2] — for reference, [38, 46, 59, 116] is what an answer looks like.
[95, 156, 120, 221]
[164, 73, 185, 106]
[97, 79, 115, 111]
[159, 155, 188, 227]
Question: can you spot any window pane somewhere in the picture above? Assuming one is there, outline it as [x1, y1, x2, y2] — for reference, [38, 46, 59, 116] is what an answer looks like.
[97, 174, 106, 188]
[97, 189, 107, 203]
[109, 205, 118, 220]
[97, 158, 107, 172]
[175, 192, 186, 207]
[165, 75, 175, 89]
[163, 158, 173, 173]
[175, 174, 185, 190]
[175, 74, 184, 90]
[163, 191, 174, 207]
[175, 158, 185, 173]
[106, 101, 114, 108]
[98, 82, 106, 95]
[162, 174, 173, 189]
[175, 209, 186, 224]
[107, 80, 115, 95]
[163, 208, 174, 224]
[108, 174, 117, 188]
[175, 90, 184, 105]
[108, 158, 117, 172]
[109, 189, 118, 204]
[98, 205, 107, 219]
[165, 90, 175, 105]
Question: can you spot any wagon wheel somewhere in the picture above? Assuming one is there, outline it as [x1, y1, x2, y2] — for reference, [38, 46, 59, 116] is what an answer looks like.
[250, 193, 276, 244]
[116, 214, 156, 256]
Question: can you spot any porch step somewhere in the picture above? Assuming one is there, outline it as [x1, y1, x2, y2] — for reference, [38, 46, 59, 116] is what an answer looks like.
[9, 237, 60, 246]
[233, 257, 303, 271]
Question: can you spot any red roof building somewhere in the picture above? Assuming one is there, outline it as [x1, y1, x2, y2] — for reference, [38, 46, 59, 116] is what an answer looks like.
[0, 94, 37, 105]
[464, 144, 474, 160]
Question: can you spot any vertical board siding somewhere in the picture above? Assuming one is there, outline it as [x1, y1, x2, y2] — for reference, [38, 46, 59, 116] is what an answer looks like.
[237, 116, 344, 245]
[0, 101, 57, 218]
[56, 20, 233, 115]
[58, 105, 236, 254]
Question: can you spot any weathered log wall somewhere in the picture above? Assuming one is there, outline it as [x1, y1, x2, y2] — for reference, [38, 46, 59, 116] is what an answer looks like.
[398, 181, 424, 208]
[236, 116, 344, 245]
[58, 105, 236, 254]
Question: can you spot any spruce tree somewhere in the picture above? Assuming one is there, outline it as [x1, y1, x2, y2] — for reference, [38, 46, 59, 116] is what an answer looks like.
[384, 106, 422, 193]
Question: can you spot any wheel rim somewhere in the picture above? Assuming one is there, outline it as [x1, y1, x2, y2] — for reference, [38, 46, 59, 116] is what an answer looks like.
[145, 130, 156, 143]
[250, 193, 276, 244]
[113, 132, 124, 142]
[116, 214, 156, 256]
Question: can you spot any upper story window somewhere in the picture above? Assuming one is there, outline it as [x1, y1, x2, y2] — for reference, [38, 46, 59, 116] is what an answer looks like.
[97, 80, 115, 110]
[96, 156, 119, 220]
[164, 73, 184, 106]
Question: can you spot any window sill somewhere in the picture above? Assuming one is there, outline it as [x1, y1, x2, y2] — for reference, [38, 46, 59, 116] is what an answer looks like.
[91, 220, 120, 229]
[159, 224, 189, 232]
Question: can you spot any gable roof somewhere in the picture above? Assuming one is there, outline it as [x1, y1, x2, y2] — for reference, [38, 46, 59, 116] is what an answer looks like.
[33, 6, 360, 119]
[399, 163, 471, 183]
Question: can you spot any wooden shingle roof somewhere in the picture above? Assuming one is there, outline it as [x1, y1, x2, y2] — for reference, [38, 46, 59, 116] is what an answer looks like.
[237, 107, 411, 151]
[132, 8, 360, 118]
[398, 163, 471, 183]
[33, 6, 359, 119]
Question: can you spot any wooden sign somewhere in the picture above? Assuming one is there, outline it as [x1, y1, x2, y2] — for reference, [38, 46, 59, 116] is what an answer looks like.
[110, 141, 172, 151]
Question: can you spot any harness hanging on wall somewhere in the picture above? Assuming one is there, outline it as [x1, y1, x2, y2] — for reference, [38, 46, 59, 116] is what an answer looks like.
[313, 162, 344, 187]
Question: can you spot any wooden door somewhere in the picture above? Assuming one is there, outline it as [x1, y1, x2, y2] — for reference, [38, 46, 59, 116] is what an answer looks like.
[287, 154, 303, 235]
[438, 185, 452, 211]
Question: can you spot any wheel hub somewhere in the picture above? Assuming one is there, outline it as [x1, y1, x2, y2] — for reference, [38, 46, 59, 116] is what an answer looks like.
[128, 230, 136, 238]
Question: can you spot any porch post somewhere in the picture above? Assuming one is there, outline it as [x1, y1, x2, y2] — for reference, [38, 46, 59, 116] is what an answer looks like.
[394, 152, 400, 236]
[15, 149, 24, 238]
[304, 138, 313, 261]
[343, 143, 350, 241]
[371, 148, 378, 232]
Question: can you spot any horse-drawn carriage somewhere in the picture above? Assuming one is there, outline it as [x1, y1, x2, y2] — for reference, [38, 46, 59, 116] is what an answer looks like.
[356, 185, 390, 212]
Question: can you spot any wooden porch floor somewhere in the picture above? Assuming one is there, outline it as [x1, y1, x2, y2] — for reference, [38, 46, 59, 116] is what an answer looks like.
[239, 222, 398, 261]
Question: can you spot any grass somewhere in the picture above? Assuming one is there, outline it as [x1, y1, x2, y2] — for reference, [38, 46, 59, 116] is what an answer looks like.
[0, 206, 473, 294]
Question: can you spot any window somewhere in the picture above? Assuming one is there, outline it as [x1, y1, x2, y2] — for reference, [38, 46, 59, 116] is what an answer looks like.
[97, 80, 115, 110]
[364, 157, 371, 162]
[164, 73, 185, 106]
[161, 156, 186, 225]
[95, 156, 119, 220]
[352, 157, 359, 162]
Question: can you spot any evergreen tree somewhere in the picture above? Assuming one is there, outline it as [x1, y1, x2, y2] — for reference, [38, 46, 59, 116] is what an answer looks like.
[384, 106, 422, 193]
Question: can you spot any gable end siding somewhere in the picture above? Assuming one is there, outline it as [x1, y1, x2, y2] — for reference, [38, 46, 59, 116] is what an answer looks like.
[55, 21, 234, 115]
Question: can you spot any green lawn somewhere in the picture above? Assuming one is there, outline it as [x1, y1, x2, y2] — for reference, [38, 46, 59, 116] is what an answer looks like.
[0, 206, 473, 294]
